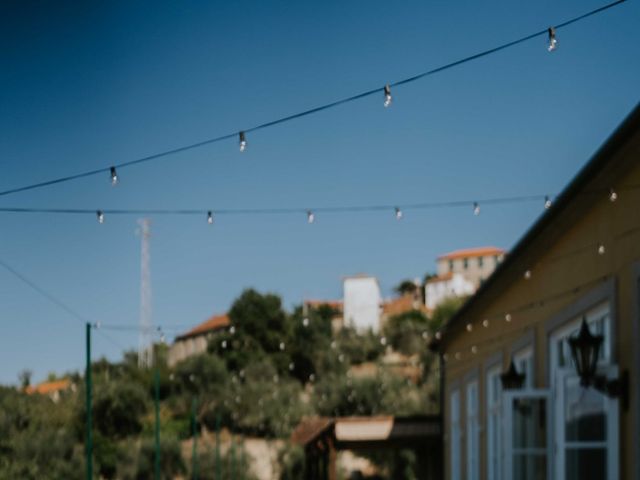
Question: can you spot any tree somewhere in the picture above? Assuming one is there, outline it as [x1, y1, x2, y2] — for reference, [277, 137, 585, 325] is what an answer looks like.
[429, 296, 468, 332]
[383, 310, 430, 356]
[91, 381, 149, 439]
[18, 370, 32, 390]
[394, 280, 418, 296]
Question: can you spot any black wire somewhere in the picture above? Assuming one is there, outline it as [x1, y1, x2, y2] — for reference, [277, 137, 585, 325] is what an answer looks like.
[0, 0, 627, 199]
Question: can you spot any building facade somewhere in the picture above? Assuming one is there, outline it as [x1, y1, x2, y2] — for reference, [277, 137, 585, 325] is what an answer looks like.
[168, 313, 230, 367]
[343, 275, 382, 332]
[434, 103, 640, 480]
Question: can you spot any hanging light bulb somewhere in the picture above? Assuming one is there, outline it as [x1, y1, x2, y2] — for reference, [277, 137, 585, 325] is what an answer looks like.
[473, 202, 481, 216]
[524, 269, 532, 280]
[455, 352, 461, 360]
[239, 131, 247, 152]
[609, 188, 618, 202]
[96, 210, 104, 224]
[279, 341, 285, 351]
[383, 84, 392, 108]
[471, 345, 478, 354]
[395, 207, 403, 220]
[482, 319, 489, 328]
[307, 210, 315, 224]
[505, 313, 512, 322]
[466, 323, 473, 332]
[598, 244, 606, 255]
[544, 196, 552, 209]
[109, 166, 118, 186]
[207, 211, 214, 224]
[302, 317, 309, 327]
[547, 27, 558, 52]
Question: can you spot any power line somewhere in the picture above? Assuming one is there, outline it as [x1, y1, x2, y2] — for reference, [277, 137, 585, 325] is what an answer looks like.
[0, 0, 628, 199]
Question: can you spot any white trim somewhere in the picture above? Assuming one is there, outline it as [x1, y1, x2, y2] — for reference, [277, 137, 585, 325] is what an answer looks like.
[486, 364, 503, 480]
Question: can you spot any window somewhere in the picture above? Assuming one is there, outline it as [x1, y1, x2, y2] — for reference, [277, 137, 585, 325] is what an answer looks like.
[449, 259, 454, 272]
[549, 302, 618, 480]
[466, 381, 480, 480]
[478, 256, 484, 267]
[487, 366, 503, 480]
[514, 346, 534, 390]
[463, 258, 469, 270]
[503, 390, 551, 480]
[450, 390, 461, 480]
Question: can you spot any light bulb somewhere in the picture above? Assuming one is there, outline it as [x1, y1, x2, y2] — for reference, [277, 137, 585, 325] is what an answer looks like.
[598, 244, 606, 255]
[395, 207, 403, 220]
[471, 345, 478, 354]
[279, 342, 285, 351]
[110, 166, 118, 186]
[544, 196, 552, 209]
[482, 319, 489, 328]
[289, 362, 295, 371]
[455, 352, 461, 360]
[473, 202, 480, 216]
[222, 340, 227, 349]
[609, 188, 617, 202]
[383, 84, 392, 108]
[239, 131, 247, 152]
[96, 210, 104, 224]
[505, 313, 512, 322]
[380, 336, 387, 346]
[229, 325, 236, 335]
[435, 331, 442, 340]
[207, 211, 214, 224]
[524, 269, 532, 280]
[307, 210, 315, 224]
[466, 323, 473, 332]
[302, 317, 309, 327]
[547, 27, 558, 52]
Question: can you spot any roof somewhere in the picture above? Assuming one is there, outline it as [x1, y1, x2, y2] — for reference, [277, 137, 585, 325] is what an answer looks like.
[26, 379, 71, 395]
[434, 102, 640, 350]
[381, 295, 427, 316]
[425, 272, 454, 284]
[437, 246, 505, 260]
[176, 314, 230, 341]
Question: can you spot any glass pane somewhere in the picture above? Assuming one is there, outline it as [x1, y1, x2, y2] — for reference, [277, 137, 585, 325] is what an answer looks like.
[565, 377, 606, 442]
[512, 398, 547, 448]
[565, 448, 606, 480]
[513, 454, 546, 480]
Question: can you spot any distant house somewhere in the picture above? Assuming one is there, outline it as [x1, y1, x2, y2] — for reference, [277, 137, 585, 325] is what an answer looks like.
[303, 299, 344, 333]
[168, 313, 230, 367]
[343, 275, 382, 332]
[425, 247, 505, 310]
[26, 378, 75, 403]
[380, 291, 428, 328]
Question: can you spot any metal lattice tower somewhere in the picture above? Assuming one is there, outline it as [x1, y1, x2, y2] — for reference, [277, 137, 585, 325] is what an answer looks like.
[137, 219, 153, 368]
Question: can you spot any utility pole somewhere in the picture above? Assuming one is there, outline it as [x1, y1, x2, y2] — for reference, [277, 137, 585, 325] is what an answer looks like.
[137, 219, 153, 368]
[215, 413, 221, 480]
[85, 323, 93, 480]
[154, 366, 160, 480]
[192, 396, 198, 480]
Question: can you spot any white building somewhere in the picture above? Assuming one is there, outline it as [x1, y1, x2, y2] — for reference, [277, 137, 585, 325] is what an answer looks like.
[425, 247, 505, 310]
[343, 275, 382, 332]
[424, 273, 475, 310]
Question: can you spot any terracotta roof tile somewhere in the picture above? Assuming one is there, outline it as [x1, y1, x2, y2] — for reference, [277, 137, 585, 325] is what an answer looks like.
[26, 379, 71, 395]
[438, 246, 505, 260]
[176, 314, 230, 340]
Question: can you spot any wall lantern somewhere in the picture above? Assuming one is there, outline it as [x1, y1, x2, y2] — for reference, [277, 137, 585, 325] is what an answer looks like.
[568, 318, 629, 409]
[500, 359, 525, 390]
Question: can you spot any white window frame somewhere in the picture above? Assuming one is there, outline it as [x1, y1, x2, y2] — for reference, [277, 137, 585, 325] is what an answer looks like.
[466, 381, 480, 480]
[450, 389, 461, 480]
[549, 301, 618, 480]
[503, 389, 552, 480]
[486, 365, 503, 480]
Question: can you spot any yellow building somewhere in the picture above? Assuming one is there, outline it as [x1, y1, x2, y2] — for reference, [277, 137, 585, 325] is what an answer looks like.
[433, 102, 640, 480]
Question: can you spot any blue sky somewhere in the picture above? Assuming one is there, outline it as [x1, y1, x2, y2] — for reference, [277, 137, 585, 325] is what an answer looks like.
[0, 0, 638, 384]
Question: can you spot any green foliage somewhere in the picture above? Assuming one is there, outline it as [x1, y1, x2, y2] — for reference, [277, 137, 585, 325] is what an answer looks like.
[394, 279, 418, 295]
[382, 309, 430, 355]
[429, 295, 468, 332]
[92, 381, 149, 438]
[195, 441, 256, 480]
[334, 327, 384, 365]
[278, 443, 306, 480]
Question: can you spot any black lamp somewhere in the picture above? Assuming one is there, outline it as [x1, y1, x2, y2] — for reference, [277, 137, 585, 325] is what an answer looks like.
[568, 317, 628, 409]
[500, 359, 526, 390]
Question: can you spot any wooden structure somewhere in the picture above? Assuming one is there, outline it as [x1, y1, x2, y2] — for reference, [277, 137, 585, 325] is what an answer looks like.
[292, 415, 442, 479]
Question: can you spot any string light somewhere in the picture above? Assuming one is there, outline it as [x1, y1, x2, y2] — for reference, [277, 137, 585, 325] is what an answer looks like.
[547, 27, 558, 52]
[279, 341, 286, 351]
[482, 319, 489, 328]
[524, 269, 532, 280]
[544, 196, 552, 209]
[383, 85, 392, 108]
[473, 202, 481, 216]
[96, 210, 104, 224]
[505, 313, 512, 322]
[239, 131, 247, 152]
[207, 211, 214, 224]
[110, 167, 118, 186]
[598, 244, 606, 255]
[307, 210, 315, 224]
[609, 188, 618, 202]
[302, 317, 309, 327]
[466, 323, 473, 332]
[395, 207, 403, 220]
[471, 345, 478, 354]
